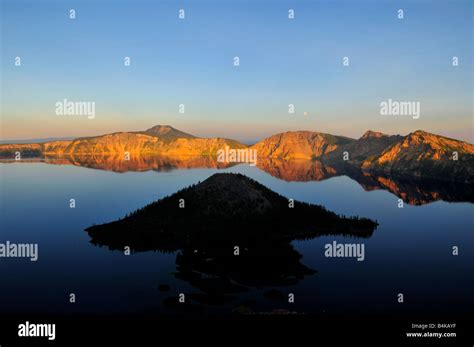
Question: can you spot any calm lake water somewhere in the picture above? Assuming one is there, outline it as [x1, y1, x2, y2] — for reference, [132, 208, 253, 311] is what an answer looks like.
[0, 161, 473, 316]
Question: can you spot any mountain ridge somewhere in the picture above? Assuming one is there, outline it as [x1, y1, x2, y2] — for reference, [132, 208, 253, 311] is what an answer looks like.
[250, 131, 354, 160]
[1, 125, 472, 182]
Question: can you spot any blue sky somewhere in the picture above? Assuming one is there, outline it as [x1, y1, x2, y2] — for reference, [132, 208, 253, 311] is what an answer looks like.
[1, 0, 472, 143]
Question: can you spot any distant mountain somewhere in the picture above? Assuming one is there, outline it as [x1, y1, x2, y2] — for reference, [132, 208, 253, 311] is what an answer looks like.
[251, 131, 353, 160]
[358, 130, 474, 182]
[325, 130, 403, 162]
[86, 173, 377, 251]
[1, 125, 473, 182]
[0, 125, 245, 157]
[251, 129, 473, 183]
[137, 125, 196, 141]
[0, 137, 76, 144]
[0, 141, 71, 158]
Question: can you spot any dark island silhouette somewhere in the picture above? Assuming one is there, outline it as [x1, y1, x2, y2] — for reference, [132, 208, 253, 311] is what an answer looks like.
[86, 173, 377, 252]
[85, 173, 378, 312]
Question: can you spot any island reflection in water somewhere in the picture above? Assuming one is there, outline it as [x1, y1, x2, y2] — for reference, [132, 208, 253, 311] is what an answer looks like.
[85, 172, 376, 313]
[1, 155, 472, 316]
[2, 154, 472, 206]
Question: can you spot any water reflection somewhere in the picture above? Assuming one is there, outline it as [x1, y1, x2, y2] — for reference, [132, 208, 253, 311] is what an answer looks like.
[1, 154, 472, 205]
[163, 242, 317, 312]
[86, 172, 376, 312]
[257, 159, 474, 206]
[43, 154, 236, 172]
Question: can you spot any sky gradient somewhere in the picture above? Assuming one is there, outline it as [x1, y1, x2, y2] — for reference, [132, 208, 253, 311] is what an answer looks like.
[1, 0, 473, 143]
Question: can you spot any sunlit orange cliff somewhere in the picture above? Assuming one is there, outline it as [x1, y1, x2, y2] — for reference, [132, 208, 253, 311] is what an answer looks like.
[1, 125, 473, 183]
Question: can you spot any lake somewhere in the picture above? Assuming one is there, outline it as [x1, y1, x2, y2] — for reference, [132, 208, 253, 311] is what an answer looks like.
[0, 158, 473, 317]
